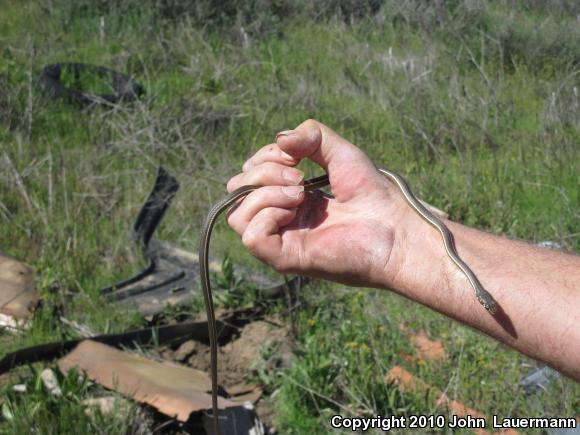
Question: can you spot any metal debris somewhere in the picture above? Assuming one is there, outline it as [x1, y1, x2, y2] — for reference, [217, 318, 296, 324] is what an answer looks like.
[0, 253, 39, 330]
[536, 240, 563, 250]
[100, 167, 310, 316]
[520, 366, 561, 391]
[202, 401, 265, 435]
[39, 63, 144, 106]
[547, 422, 580, 435]
[58, 340, 239, 422]
[0, 316, 239, 374]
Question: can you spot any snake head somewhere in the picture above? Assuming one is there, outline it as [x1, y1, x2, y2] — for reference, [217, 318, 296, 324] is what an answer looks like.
[477, 295, 498, 315]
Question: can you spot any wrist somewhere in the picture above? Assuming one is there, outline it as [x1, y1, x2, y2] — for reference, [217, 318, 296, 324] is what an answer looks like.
[380, 206, 454, 308]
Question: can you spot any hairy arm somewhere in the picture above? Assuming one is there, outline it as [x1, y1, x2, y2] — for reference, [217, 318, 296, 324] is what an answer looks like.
[227, 119, 580, 381]
[386, 215, 580, 380]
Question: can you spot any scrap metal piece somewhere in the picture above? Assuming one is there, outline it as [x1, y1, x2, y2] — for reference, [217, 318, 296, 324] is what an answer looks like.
[100, 167, 310, 316]
[202, 401, 265, 435]
[536, 240, 563, 250]
[520, 366, 561, 391]
[547, 423, 580, 435]
[0, 253, 39, 329]
[100, 166, 180, 304]
[58, 340, 239, 421]
[0, 316, 238, 374]
[39, 63, 144, 106]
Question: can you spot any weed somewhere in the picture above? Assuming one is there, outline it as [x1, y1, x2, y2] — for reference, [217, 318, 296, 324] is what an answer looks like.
[0, 0, 578, 433]
[0, 368, 135, 434]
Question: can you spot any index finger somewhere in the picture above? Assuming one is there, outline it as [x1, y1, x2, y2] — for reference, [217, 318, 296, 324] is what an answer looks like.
[243, 143, 299, 172]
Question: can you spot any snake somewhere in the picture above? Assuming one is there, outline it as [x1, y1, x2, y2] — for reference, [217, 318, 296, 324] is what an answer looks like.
[199, 167, 497, 435]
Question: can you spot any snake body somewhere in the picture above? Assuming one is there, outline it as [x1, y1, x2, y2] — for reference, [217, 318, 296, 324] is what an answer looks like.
[199, 167, 497, 435]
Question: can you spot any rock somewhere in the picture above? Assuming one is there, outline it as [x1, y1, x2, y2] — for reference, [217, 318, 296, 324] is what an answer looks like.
[82, 396, 130, 417]
[174, 340, 198, 362]
[40, 369, 62, 396]
[12, 384, 26, 393]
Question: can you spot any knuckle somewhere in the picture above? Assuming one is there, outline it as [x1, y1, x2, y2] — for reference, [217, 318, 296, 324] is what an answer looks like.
[242, 159, 253, 172]
[244, 169, 260, 186]
[225, 212, 236, 229]
[249, 162, 272, 184]
[303, 118, 319, 128]
[226, 178, 237, 192]
[300, 119, 323, 145]
[225, 213, 243, 235]
[301, 119, 319, 135]
[261, 161, 278, 171]
[241, 230, 259, 251]
[271, 258, 288, 274]
[272, 255, 295, 274]
[254, 144, 278, 162]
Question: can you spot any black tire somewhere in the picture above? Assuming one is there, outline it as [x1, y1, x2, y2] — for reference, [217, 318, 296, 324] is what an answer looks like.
[39, 62, 144, 106]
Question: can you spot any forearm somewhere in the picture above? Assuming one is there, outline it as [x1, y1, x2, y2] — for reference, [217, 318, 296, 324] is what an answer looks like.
[230, 119, 579, 379]
[385, 219, 580, 380]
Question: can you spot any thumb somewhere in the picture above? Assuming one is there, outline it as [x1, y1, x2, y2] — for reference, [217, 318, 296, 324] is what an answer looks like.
[275, 119, 378, 201]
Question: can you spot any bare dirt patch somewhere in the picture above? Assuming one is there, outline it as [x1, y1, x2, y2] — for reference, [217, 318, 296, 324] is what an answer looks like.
[162, 317, 293, 388]
[156, 314, 294, 431]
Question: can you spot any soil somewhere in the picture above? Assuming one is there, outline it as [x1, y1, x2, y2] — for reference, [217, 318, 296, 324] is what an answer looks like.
[159, 314, 295, 432]
[162, 317, 293, 387]
[1, 311, 295, 433]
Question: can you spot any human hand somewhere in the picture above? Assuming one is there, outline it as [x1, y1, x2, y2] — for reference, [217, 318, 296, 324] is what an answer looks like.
[226, 119, 436, 289]
[225, 119, 580, 381]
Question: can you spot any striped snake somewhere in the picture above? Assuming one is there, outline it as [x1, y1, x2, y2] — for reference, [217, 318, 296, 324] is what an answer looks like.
[199, 167, 497, 434]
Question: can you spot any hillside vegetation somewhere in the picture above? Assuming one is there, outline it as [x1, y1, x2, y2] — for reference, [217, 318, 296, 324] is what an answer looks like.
[0, 0, 578, 433]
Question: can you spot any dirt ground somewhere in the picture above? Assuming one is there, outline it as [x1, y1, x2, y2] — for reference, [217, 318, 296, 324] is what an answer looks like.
[158, 314, 295, 432]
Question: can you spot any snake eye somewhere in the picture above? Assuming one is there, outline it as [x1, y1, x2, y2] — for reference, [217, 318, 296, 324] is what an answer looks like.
[484, 301, 498, 315]
[476, 296, 497, 315]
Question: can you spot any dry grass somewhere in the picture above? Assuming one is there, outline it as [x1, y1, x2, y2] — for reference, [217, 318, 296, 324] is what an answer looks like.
[0, 0, 578, 433]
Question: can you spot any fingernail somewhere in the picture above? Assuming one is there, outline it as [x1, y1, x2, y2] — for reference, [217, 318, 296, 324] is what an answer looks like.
[276, 129, 295, 141]
[282, 185, 304, 198]
[283, 167, 304, 184]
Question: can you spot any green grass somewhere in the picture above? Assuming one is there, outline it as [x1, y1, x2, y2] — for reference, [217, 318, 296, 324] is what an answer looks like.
[0, 0, 579, 433]
[1, 368, 137, 435]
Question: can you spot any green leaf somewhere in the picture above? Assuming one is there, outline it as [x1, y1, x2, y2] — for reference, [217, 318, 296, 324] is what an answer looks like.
[2, 402, 14, 421]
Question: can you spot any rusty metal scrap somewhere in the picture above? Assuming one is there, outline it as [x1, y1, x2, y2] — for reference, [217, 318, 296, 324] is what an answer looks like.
[0, 316, 238, 374]
[0, 253, 39, 328]
[100, 167, 310, 316]
[58, 340, 239, 421]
